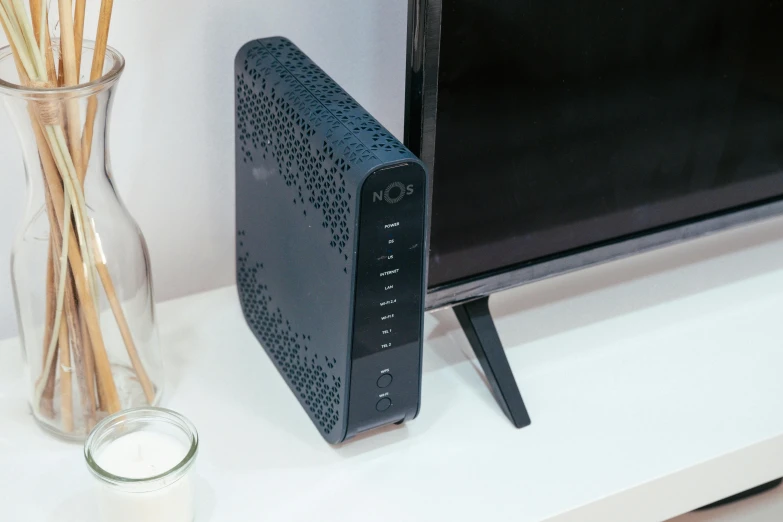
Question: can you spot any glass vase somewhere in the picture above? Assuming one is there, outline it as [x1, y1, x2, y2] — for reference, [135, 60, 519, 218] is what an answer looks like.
[0, 41, 164, 440]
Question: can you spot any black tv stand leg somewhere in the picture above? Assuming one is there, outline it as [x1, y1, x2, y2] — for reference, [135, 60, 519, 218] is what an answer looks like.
[453, 297, 531, 428]
[697, 478, 782, 511]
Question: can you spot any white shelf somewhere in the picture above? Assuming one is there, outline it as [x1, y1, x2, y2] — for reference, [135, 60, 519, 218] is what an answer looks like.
[4, 216, 783, 522]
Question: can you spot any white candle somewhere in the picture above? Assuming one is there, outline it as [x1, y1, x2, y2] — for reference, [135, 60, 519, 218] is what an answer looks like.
[95, 431, 194, 522]
[85, 408, 199, 522]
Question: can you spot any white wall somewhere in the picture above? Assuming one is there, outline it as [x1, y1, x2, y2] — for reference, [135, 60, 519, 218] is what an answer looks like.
[0, 0, 409, 339]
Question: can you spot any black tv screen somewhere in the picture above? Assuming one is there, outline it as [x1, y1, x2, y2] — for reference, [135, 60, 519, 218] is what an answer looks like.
[426, 0, 783, 289]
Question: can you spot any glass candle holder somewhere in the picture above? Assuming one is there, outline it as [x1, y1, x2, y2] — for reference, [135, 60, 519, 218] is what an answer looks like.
[84, 407, 199, 522]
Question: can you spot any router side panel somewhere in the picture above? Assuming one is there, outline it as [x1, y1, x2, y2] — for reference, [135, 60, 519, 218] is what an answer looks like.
[235, 40, 381, 443]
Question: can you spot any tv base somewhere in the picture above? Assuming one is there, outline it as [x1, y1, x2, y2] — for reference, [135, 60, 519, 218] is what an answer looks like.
[453, 297, 531, 428]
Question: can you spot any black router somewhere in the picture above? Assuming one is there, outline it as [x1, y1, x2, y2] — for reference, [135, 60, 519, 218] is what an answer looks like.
[235, 37, 428, 443]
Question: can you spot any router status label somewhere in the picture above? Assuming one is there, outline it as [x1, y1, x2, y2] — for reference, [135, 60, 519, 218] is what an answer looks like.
[351, 164, 425, 359]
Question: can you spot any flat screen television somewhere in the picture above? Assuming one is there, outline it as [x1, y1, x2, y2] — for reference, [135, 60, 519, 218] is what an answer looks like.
[406, 0, 783, 311]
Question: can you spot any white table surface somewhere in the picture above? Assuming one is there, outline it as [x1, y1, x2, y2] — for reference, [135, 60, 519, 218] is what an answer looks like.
[4, 216, 783, 522]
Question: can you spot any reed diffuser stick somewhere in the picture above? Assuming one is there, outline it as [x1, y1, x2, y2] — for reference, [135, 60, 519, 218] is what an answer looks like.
[42, 239, 55, 366]
[57, 0, 83, 175]
[10, 0, 46, 75]
[29, 0, 42, 66]
[34, 0, 44, 56]
[91, 0, 113, 80]
[62, 259, 92, 427]
[38, 246, 57, 418]
[95, 255, 156, 403]
[81, 0, 112, 166]
[58, 310, 72, 432]
[28, 0, 56, 83]
[39, 344, 57, 417]
[73, 0, 85, 72]
[39, 205, 61, 411]
[80, 313, 98, 427]
[31, 0, 58, 393]
[0, 2, 37, 76]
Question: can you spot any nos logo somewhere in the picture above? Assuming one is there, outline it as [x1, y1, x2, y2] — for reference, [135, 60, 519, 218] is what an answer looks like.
[373, 181, 414, 204]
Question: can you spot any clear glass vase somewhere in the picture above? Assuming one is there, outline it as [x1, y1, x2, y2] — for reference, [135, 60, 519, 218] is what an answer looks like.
[0, 42, 163, 440]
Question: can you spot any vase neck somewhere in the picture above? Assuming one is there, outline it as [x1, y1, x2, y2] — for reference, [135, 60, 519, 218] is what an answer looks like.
[3, 82, 117, 203]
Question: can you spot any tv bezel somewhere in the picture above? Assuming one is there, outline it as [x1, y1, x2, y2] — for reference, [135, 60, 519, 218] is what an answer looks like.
[405, 0, 783, 311]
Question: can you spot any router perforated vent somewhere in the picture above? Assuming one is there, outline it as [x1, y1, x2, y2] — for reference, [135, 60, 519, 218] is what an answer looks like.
[237, 232, 342, 434]
[236, 38, 412, 260]
[265, 38, 410, 158]
[236, 41, 390, 263]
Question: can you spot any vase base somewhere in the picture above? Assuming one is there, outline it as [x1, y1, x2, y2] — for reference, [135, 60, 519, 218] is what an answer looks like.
[30, 363, 162, 441]
[32, 412, 89, 443]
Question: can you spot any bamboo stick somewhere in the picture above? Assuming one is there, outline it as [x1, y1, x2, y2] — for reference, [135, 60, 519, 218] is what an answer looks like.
[80, 312, 98, 426]
[41, 237, 55, 367]
[57, 308, 72, 432]
[38, 244, 57, 418]
[28, 0, 56, 86]
[10, 0, 45, 76]
[38, 342, 57, 418]
[35, 13, 61, 412]
[42, 27, 55, 82]
[0, 1, 37, 78]
[57, 0, 82, 175]
[94, 254, 156, 404]
[57, 51, 64, 86]
[37, 221, 58, 413]
[35, 0, 45, 58]
[36, 214, 58, 419]
[63, 276, 92, 428]
[81, 0, 113, 170]
[28, 0, 42, 61]
[91, 0, 114, 80]
[26, 0, 56, 84]
[74, 0, 85, 73]
[31, 0, 56, 374]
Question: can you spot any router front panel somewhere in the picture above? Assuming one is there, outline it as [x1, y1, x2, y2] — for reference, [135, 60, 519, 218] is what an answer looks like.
[346, 163, 427, 438]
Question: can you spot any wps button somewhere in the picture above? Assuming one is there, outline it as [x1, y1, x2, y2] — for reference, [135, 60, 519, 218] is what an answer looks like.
[377, 374, 393, 388]
[376, 397, 392, 412]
